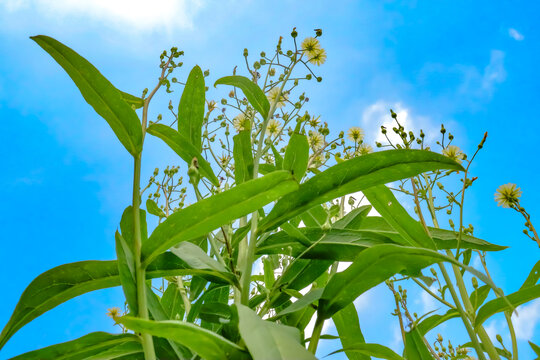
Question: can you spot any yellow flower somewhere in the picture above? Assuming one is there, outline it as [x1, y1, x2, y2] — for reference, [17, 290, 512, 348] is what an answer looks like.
[308, 115, 321, 128]
[494, 183, 522, 208]
[308, 48, 327, 66]
[107, 307, 121, 320]
[233, 113, 251, 132]
[308, 131, 324, 150]
[301, 37, 321, 58]
[267, 87, 288, 108]
[442, 145, 464, 163]
[348, 127, 365, 142]
[266, 119, 282, 136]
[358, 143, 373, 155]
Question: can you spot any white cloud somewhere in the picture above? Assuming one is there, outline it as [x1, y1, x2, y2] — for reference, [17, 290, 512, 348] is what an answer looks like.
[417, 285, 439, 314]
[512, 299, 540, 340]
[482, 50, 507, 94]
[0, 0, 204, 31]
[509, 28, 524, 41]
[360, 101, 439, 147]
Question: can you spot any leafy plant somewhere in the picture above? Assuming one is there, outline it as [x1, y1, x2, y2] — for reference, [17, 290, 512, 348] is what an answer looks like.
[2, 29, 539, 360]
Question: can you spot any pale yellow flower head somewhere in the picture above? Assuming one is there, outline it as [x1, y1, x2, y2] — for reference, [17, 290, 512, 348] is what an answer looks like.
[266, 119, 282, 136]
[233, 113, 251, 132]
[348, 127, 365, 142]
[494, 183, 522, 208]
[308, 131, 324, 150]
[301, 37, 321, 56]
[107, 307, 121, 320]
[267, 87, 288, 108]
[358, 143, 373, 155]
[308, 48, 327, 66]
[442, 145, 465, 163]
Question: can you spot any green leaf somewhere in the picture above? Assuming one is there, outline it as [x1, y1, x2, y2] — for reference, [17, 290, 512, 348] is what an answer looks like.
[214, 76, 270, 118]
[147, 123, 219, 186]
[236, 304, 316, 360]
[118, 316, 246, 360]
[259, 149, 464, 233]
[355, 216, 505, 252]
[529, 341, 540, 356]
[0, 252, 235, 349]
[178, 65, 205, 151]
[115, 231, 138, 315]
[521, 260, 540, 289]
[171, 242, 230, 275]
[141, 170, 299, 265]
[475, 284, 540, 328]
[318, 244, 504, 319]
[119, 206, 148, 250]
[146, 199, 166, 218]
[161, 282, 185, 320]
[30, 35, 142, 156]
[271, 143, 283, 169]
[325, 344, 403, 360]
[333, 303, 370, 360]
[404, 327, 433, 360]
[10, 332, 140, 360]
[263, 257, 276, 289]
[332, 205, 371, 230]
[120, 91, 144, 109]
[187, 284, 229, 322]
[362, 185, 435, 249]
[283, 133, 309, 181]
[417, 309, 459, 336]
[299, 205, 329, 228]
[233, 130, 254, 184]
[470, 285, 491, 311]
[275, 288, 323, 318]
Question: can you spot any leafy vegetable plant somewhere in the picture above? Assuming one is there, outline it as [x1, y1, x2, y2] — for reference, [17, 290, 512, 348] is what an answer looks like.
[2, 29, 539, 360]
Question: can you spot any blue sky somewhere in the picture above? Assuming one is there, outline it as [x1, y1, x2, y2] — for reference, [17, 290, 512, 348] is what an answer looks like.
[1, 0, 539, 358]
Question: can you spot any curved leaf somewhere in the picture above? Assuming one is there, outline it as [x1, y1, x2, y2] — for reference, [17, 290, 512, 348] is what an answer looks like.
[326, 344, 403, 360]
[275, 288, 324, 318]
[0, 252, 234, 350]
[404, 327, 433, 360]
[236, 304, 316, 360]
[521, 260, 540, 289]
[118, 316, 247, 360]
[214, 76, 270, 118]
[233, 130, 254, 184]
[30, 35, 142, 156]
[147, 123, 219, 186]
[146, 199, 166, 218]
[283, 133, 309, 181]
[259, 150, 464, 234]
[475, 284, 540, 328]
[120, 91, 144, 109]
[417, 309, 459, 336]
[141, 170, 299, 266]
[178, 65, 205, 151]
[10, 332, 140, 360]
[332, 304, 370, 360]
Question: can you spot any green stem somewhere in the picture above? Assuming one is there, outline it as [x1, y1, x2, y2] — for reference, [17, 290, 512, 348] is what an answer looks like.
[308, 317, 324, 354]
[133, 156, 156, 360]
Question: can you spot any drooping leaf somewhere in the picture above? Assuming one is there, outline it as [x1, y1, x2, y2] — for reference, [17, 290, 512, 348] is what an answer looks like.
[141, 170, 299, 265]
[115, 231, 138, 315]
[333, 303, 370, 360]
[259, 150, 464, 233]
[30, 35, 142, 156]
[362, 185, 435, 249]
[325, 344, 403, 360]
[318, 244, 505, 319]
[118, 316, 247, 360]
[214, 76, 270, 118]
[275, 288, 324, 318]
[332, 205, 371, 230]
[417, 309, 459, 336]
[404, 327, 433, 360]
[475, 284, 540, 328]
[236, 304, 316, 360]
[233, 130, 254, 184]
[0, 252, 235, 349]
[120, 91, 144, 109]
[10, 332, 141, 360]
[178, 65, 205, 152]
[146, 199, 166, 218]
[170, 242, 230, 275]
[283, 133, 309, 181]
[147, 123, 219, 186]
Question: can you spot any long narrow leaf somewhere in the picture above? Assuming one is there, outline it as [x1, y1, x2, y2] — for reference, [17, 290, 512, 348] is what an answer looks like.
[259, 150, 464, 233]
[214, 76, 270, 118]
[333, 303, 370, 360]
[141, 170, 299, 265]
[31, 35, 142, 156]
[178, 65, 205, 151]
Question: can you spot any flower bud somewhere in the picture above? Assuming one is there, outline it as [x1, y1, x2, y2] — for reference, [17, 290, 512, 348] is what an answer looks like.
[243, 48, 248, 57]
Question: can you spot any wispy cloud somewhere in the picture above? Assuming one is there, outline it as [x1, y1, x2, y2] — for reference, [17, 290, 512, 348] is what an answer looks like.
[512, 299, 540, 340]
[509, 28, 524, 41]
[482, 50, 507, 94]
[0, 0, 204, 32]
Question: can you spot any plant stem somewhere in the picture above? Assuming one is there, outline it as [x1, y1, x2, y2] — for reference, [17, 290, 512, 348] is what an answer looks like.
[132, 155, 156, 360]
[308, 317, 324, 354]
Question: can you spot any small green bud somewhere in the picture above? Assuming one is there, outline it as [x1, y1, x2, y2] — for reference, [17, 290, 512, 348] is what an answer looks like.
[314, 28, 323, 37]
[243, 48, 248, 57]
[316, 76, 322, 82]
[291, 28, 298, 38]
[471, 277, 478, 289]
